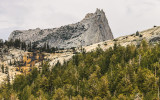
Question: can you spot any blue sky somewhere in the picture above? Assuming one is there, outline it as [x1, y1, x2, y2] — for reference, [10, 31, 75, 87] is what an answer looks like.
[0, 0, 160, 40]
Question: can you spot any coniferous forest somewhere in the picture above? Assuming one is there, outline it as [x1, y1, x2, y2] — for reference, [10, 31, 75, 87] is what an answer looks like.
[1, 40, 160, 100]
[0, 39, 58, 53]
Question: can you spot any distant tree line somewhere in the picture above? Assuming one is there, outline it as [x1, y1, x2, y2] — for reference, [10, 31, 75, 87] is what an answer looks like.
[0, 39, 58, 53]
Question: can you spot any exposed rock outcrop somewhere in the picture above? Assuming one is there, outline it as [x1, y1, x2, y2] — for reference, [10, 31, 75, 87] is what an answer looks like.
[8, 9, 113, 48]
[84, 26, 160, 52]
[0, 39, 3, 43]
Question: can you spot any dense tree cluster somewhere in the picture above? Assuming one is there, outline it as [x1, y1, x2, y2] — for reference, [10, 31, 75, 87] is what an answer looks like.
[1, 40, 160, 99]
[0, 39, 57, 53]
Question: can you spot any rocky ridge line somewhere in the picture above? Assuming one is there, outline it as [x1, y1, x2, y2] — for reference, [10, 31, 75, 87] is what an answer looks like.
[8, 9, 114, 48]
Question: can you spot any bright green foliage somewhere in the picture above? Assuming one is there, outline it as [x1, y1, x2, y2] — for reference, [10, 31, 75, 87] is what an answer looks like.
[52, 88, 69, 100]
[1, 40, 160, 99]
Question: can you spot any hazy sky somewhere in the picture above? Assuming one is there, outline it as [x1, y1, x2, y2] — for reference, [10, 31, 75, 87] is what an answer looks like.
[0, 0, 160, 40]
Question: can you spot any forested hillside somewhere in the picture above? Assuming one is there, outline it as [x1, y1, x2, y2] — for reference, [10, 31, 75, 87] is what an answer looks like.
[1, 40, 160, 100]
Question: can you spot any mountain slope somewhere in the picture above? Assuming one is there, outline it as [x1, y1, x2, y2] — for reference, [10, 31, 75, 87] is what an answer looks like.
[8, 9, 113, 48]
[84, 26, 160, 52]
[2, 28, 160, 99]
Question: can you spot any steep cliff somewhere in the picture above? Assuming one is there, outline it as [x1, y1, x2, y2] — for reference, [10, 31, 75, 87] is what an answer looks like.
[8, 9, 114, 48]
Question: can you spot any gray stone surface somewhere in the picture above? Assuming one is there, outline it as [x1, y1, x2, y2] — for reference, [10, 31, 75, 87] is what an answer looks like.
[8, 9, 114, 48]
[0, 39, 3, 43]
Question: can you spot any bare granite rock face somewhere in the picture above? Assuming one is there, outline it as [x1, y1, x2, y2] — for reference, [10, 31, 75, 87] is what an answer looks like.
[0, 39, 3, 43]
[8, 9, 114, 48]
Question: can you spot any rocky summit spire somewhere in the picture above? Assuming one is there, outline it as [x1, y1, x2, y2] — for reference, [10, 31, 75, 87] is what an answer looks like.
[8, 9, 114, 48]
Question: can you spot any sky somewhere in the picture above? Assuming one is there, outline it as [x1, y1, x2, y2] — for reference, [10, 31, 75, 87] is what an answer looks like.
[0, 0, 160, 40]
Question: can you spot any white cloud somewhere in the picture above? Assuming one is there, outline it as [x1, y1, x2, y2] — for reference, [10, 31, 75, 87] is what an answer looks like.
[0, 0, 160, 40]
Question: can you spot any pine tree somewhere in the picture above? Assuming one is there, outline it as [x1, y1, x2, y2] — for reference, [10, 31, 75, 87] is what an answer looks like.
[7, 72, 11, 88]
[136, 31, 140, 36]
[5, 66, 9, 74]
[1, 65, 4, 73]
